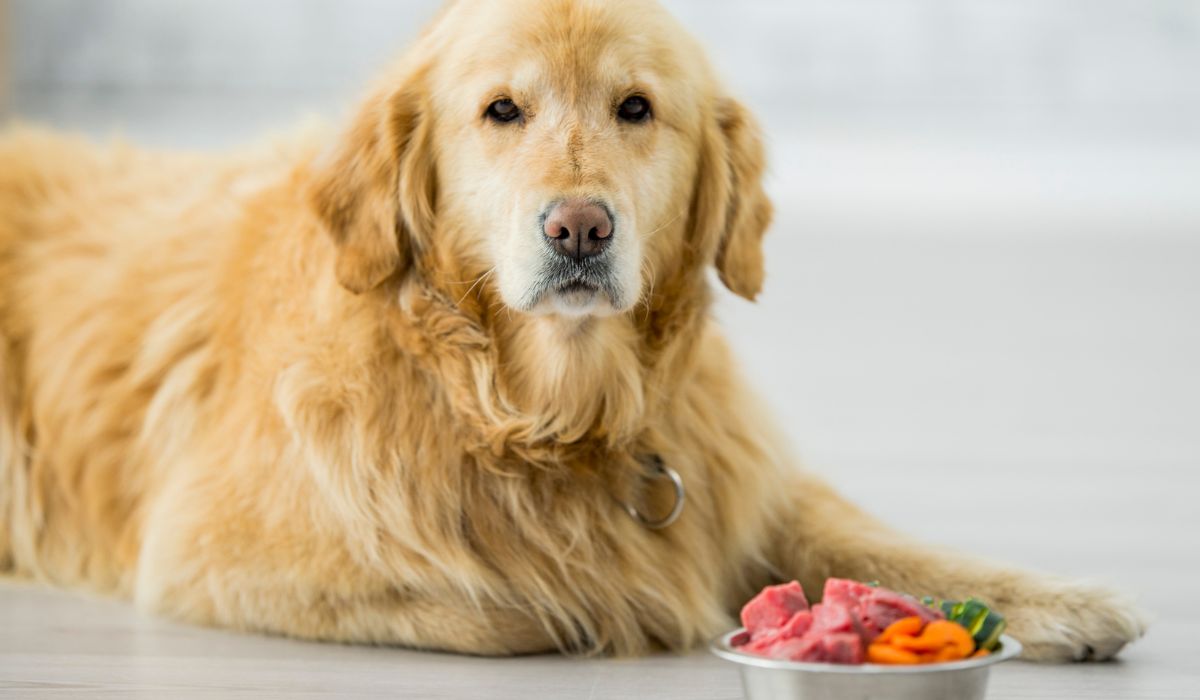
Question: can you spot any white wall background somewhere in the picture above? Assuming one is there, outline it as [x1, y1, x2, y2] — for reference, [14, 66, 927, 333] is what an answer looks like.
[2, 1, 1198, 577]
[9, 2, 1200, 111]
[7, 1, 1198, 229]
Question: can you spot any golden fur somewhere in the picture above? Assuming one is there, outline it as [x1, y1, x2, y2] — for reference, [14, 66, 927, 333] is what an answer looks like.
[0, 0, 1143, 660]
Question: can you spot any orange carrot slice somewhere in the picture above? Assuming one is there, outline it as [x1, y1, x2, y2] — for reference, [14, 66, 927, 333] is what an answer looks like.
[875, 616, 925, 644]
[932, 645, 967, 662]
[933, 620, 977, 657]
[867, 616, 980, 665]
[867, 643, 921, 665]
[892, 631, 941, 652]
[893, 620, 976, 656]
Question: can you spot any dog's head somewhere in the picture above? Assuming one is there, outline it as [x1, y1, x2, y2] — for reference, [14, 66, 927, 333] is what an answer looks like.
[311, 0, 771, 318]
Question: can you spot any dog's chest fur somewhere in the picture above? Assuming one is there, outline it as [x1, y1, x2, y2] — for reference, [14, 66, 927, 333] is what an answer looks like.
[267, 305, 779, 654]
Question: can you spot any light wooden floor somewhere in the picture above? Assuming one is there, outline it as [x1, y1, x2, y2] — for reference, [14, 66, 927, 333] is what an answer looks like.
[0, 577, 1194, 700]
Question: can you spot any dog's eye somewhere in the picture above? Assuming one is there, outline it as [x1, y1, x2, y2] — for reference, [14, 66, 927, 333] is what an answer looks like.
[617, 96, 651, 123]
[486, 99, 522, 123]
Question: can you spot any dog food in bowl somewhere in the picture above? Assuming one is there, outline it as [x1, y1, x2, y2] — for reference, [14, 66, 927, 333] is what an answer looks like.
[735, 579, 1005, 664]
[711, 579, 1021, 700]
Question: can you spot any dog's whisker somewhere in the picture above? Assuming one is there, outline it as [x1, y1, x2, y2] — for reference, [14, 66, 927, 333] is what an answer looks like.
[644, 210, 684, 240]
[456, 267, 497, 307]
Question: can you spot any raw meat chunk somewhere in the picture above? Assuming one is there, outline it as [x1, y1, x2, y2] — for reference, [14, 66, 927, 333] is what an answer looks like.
[764, 629, 865, 664]
[734, 579, 945, 665]
[857, 588, 943, 639]
[809, 600, 860, 636]
[739, 581, 809, 636]
[818, 632, 866, 664]
[821, 578, 876, 608]
[779, 609, 814, 639]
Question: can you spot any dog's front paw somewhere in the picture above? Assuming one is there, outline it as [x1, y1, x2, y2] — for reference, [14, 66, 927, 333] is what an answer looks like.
[1004, 579, 1148, 662]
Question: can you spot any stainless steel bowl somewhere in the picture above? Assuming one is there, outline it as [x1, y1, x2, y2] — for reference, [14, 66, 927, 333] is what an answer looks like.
[710, 629, 1022, 700]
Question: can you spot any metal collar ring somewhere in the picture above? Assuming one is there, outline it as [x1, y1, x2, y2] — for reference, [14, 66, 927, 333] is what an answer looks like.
[622, 456, 686, 530]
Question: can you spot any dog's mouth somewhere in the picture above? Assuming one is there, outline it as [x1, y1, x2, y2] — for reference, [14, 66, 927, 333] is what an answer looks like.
[557, 279, 598, 296]
[547, 277, 604, 313]
[518, 259, 624, 316]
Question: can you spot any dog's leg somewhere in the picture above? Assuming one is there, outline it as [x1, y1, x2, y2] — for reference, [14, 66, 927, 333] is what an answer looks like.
[135, 549, 556, 654]
[132, 475, 556, 655]
[769, 472, 1147, 661]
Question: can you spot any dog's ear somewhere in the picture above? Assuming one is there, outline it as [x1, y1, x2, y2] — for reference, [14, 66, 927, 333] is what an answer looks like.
[309, 78, 436, 294]
[694, 97, 773, 301]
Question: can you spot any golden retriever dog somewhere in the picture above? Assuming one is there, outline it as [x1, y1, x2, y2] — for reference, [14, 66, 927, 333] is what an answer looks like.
[0, 0, 1144, 660]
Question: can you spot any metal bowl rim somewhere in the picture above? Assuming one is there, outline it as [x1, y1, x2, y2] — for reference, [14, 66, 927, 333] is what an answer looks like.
[709, 629, 1022, 675]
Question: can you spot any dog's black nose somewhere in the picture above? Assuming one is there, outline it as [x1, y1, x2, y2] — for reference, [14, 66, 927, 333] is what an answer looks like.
[542, 199, 613, 261]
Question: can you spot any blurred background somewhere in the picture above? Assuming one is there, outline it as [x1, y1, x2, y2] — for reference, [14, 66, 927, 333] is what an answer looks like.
[3, 0, 1199, 637]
